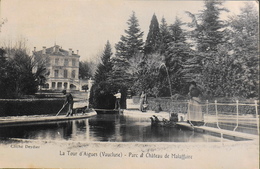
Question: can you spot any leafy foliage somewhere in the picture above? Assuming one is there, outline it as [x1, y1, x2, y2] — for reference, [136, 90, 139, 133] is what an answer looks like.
[185, 0, 231, 97]
[79, 61, 93, 80]
[200, 45, 242, 97]
[112, 11, 145, 92]
[144, 14, 161, 55]
[115, 11, 144, 60]
[90, 41, 127, 109]
[127, 53, 162, 97]
[0, 48, 13, 98]
[183, 1, 259, 98]
[32, 52, 50, 90]
[94, 41, 113, 84]
[0, 48, 40, 98]
[159, 17, 171, 56]
[186, 0, 228, 53]
[227, 2, 259, 98]
[89, 81, 127, 109]
[164, 17, 193, 95]
[108, 56, 132, 87]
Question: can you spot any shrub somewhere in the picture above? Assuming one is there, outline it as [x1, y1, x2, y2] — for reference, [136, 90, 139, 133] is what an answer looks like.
[0, 99, 64, 116]
[146, 97, 258, 115]
[89, 81, 127, 109]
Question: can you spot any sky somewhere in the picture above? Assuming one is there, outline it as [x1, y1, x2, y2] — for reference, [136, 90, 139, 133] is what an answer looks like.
[0, 0, 258, 61]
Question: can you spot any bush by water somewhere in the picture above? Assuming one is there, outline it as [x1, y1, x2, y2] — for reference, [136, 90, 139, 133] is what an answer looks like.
[0, 99, 65, 116]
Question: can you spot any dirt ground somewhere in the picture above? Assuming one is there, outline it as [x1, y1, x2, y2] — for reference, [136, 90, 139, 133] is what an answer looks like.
[0, 138, 259, 169]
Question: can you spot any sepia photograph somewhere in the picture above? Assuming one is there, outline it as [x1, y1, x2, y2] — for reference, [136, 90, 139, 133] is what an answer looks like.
[0, 0, 259, 168]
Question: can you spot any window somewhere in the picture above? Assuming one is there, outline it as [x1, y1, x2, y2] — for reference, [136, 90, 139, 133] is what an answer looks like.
[52, 82, 56, 88]
[64, 70, 68, 78]
[64, 59, 69, 66]
[55, 58, 59, 65]
[57, 82, 62, 89]
[71, 70, 76, 79]
[72, 59, 76, 66]
[54, 70, 59, 78]
[43, 83, 49, 89]
[64, 82, 68, 89]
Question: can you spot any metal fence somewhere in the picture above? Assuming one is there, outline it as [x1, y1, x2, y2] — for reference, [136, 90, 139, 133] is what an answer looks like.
[170, 100, 259, 135]
[203, 100, 259, 135]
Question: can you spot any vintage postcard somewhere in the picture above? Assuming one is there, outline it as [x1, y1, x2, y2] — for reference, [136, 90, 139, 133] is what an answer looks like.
[0, 0, 259, 168]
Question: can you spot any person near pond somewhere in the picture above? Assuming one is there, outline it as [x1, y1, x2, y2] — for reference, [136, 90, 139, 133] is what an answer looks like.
[114, 89, 121, 110]
[139, 91, 147, 112]
[187, 81, 204, 126]
[62, 90, 74, 117]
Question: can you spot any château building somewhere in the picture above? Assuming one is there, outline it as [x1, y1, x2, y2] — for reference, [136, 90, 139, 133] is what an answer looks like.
[33, 45, 82, 91]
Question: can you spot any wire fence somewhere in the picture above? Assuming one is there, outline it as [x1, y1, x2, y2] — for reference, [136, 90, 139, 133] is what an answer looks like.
[169, 100, 259, 135]
[204, 100, 259, 135]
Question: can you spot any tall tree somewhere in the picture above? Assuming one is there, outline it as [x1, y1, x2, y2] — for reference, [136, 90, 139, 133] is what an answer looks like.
[198, 2, 259, 98]
[159, 17, 171, 56]
[32, 51, 50, 91]
[0, 48, 11, 98]
[79, 61, 93, 80]
[115, 11, 144, 60]
[127, 53, 162, 97]
[0, 46, 43, 98]
[144, 14, 161, 55]
[108, 56, 132, 87]
[227, 2, 259, 97]
[90, 41, 129, 109]
[164, 17, 192, 94]
[185, 0, 229, 94]
[112, 11, 144, 89]
[187, 0, 228, 53]
[101, 41, 113, 66]
[94, 41, 113, 84]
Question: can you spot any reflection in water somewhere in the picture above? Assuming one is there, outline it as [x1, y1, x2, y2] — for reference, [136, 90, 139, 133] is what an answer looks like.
[0, 114, 223, 142]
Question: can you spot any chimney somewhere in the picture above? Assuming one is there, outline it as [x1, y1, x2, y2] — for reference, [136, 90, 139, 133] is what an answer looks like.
[55, 45, 59, 53]
[69, 48, 72, 55]
[42, 46, 46, 54]
[77, 50, 79, 55]
[34, 47, 36, 52]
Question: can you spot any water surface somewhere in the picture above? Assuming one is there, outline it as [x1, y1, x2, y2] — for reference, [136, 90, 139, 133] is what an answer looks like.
[0, 114, 223, 142]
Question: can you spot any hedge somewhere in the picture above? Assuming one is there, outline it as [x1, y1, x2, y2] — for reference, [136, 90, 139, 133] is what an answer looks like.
[147, 97, 188, 113]
[0, 98, 65, 116]
[146, 97, 258, 115]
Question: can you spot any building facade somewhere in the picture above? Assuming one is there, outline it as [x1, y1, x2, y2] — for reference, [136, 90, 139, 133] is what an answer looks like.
[33, 45, 81, 91]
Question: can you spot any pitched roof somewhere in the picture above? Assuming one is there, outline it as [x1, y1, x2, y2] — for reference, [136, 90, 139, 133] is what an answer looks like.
[33, 45, 80, 57]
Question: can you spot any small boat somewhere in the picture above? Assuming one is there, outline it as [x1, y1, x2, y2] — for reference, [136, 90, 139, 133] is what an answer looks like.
[150, 113, 179, 127]
[94, 109, 124, 114]
[0, 110, 97, 127]
[175, 120, 205, 131]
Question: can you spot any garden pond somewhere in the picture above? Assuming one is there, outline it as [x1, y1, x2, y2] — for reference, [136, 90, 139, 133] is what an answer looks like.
[0, 114, 228, 142]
